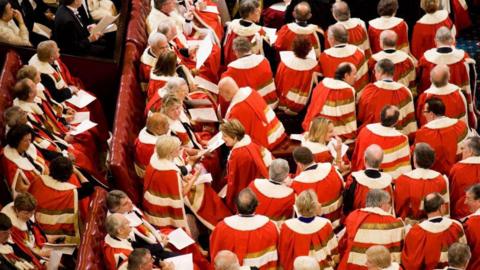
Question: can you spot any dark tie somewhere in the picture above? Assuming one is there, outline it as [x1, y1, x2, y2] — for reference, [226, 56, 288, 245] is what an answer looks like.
[22, 152, 43, 172]
[73, 10, 84, 27]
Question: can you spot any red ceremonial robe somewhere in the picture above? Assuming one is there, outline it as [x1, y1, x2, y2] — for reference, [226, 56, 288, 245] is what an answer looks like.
[223, 19, 267, 65]
[357, 80, 416, 137]
[416, 47, 477, 128]
[210, 215, 278, 270]
[448, 156, 480, 219]
[292, 163, 344, 229]
[133, 127, 159, 178]
[225, 87, 286, 150]
[368, 16, 410, 54]
[369, 49, 416, 95]
[394, 168, 449, 224]
[192, 1, 224, 44]
[463, 209, 480, 270]
[351, 123, 411, 178]
[450, 0, 472, 31]
[300, 139, 350, 166]
[139, 47, 157, 85]
[276, 51, 320, 113]
[248, 179, 295, 225]
[222, 54, 278, 108]
[326, 19, 371, 58]
[279, 217, 339, 270]
[319, 44, 369, 92]
[103, 234, 133, 270]
[414, 117, 468, 175]
[302, 78, 356, 143]
[0, 239, 43, 270]
[274, 22, 323, 56]
[338, 207, 405, 270]
[411, 10, 455, 59]
[416, 83, 468, 127]
[146, 73, 174, 101]
[401, 217, 467, 270]
[346, 170, 394, 211]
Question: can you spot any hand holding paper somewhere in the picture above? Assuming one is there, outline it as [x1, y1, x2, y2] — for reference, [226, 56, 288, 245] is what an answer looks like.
[168, 228, 195, 250]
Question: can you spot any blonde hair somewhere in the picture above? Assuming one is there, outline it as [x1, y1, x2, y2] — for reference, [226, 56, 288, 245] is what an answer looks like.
[420, 0, 439, 13]
[155, 135, 181, 159]
[220, 119, 245, 141]
[306, 117, 332, 143]
[161, 94, 182, 114]
[16, 65, 38, 81]
[365, 245, 392, 268]
[146, 113, 169, 135]
[295, 189, 320, 217]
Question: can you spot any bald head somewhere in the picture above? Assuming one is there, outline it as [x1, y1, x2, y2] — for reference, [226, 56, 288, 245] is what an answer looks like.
[146, 113, 169, 135]
[218, 77, 239, 101]
[435, 26, 454, 46]
[293, 2, 311, 22]
[236, 188, 258, 215]
[332, 1, 350, 21]
[214, 250, 240, 270]
[328, 24, 348, 45]
[380, 30, 398, 49]
[364, 144, 384, 169]
[430, 64, 450, 87]
[380, 105, 400, 127]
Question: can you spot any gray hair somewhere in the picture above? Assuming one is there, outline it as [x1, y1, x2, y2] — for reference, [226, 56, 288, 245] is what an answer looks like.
[466, 136, 480, 156]
[148, 32, 167, 47]
[105, 213, 125, 237]
[106, 190, 128, 213]
[328, 24, 348, 44]
[293, 256, 320, 270]
[365, 189, 391, 208]
[448, 243, 471, 268]
[166, 77, 187, 94]
[269, 159, 289, 183]
[435, 26, 454, 45]
[156, 21, 173, 35]
[3, 106, 25, 127]
[214, 250, 241, 270]
[232, 37, 252, 56]
[332, 1, 350, 21]
[364, 144, 384, 169]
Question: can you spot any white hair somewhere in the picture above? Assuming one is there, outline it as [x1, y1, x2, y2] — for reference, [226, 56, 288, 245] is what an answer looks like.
[269, 159, 289, 183]
[148, 32, 167, 47]
[293, 256, 320, 270]
[166, 77, 187, 93]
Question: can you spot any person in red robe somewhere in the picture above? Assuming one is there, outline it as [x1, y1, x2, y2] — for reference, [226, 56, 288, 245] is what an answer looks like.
[191, 0, 224, 44]
[416, 27, 477, 128]
[449, 136, 480, 219]
[147, 51, 178, 100]
[273, 2, 324, 57]
[357, 58, 416, 137]
[414, 97, 469, 175]
[223, 0, 268, 65]
[344, 145, 394, 215]
[221, 37, 278, 108]
[417, 65, 468, 127]
[338, 189, 405, 270]
[219, 77, 286, 150]
[463, 184, 480, 270]
[365, 245, 402, 270]
[445, 0, 472, 32]
[326, 1, 371, 58]
[292, 147, 344, 229]
[139, 33, 170, 88]
[276, 36, 321, 114]
[351, 105, 411, 178]
[319, 24, 368, 92]
[411, 0, 455, 59]
[210, 188, 278, 270]
[368, 0, 410, 54]
[394, 143, 449, 224]
[302, 63, 357, 144]
[247, 159, 294, 226]
[401, 192, 467, 270]
[278, 189, 339, 270]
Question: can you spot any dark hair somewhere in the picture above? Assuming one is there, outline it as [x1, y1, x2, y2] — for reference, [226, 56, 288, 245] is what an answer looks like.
[6, 124, 33, 148]
[128, 248, 151, 270]
[377, 0, 398, 16]
[425, 97, 446, 116]
[334, 63, 353, 81]
[329, 24, 348, 44]
[0, 0, 9, 17]
[49, 156, 73, 182]
[14, 192, 37, 212]
[239, 0, 259, 19]
[236, 188, 258, 215]
[60, 0, 76, 6]
[380, 105, 399, 127]
[375, 59, 395, 76]
[293, 146, 314, 165]
[153, 0, 170, 10]
[468, 184, 480, 200]
[423, 192, 444, 214]
[12, 78, 33, 101]
[106, 190, 128, 212]
[414, 143, 435, 169]
[153, 51, 177, 76]
[0, 213, 12, 231]
[292, 35, 312, 59]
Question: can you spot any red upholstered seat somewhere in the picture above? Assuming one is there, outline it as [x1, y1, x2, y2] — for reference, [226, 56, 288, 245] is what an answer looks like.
[126, 1, 149, 51]
[109, 42, 146, 205]
[74, 187, 108, 270]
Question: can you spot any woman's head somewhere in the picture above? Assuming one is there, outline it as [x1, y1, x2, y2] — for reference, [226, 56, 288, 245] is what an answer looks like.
[307, 117, 334, 143]
[420, 0, 439, 13]
[17, 65, 41, 84]
[0, 0, 13, 22]
[6, 124, 33, 153]
[153, 51, 177, 76]
[161, 94, 182, 120]
[220, 119, 245, 147]
[292, 35, 312, 59]
[155, 135, 182, 160]
[49, 156, 73, 182]
[295, 189, 321, 217]
[13, 192, 37, 222]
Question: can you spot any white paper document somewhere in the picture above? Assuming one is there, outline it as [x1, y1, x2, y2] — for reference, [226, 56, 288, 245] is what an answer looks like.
[188, 107, 218, 122]
[263, 27, 277, 45]
[168, 228, 195, 250]
[185, 98, 212, 107]
[67, 90, 96, 109]
[164, 254, 194, 270]
[203, 5, 219, 13]
[196, 37, 213, 69]
[206, 132, 224, 152]
[90, 14, 120, 35]
[195, 173, 213, 185]
[289, 134, 304, 141]
[327, 139, 348, 158]
[47, 250, 62, 270]
[71, 111, 90, 124]
[44, 243, 77, 255]
[70, 119, 98, 135]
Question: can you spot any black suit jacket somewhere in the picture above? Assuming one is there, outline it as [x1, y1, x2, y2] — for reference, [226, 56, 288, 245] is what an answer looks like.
[54, 5, 91, 55]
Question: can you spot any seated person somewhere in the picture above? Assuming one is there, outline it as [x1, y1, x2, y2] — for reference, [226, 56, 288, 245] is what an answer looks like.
[147, 51, 179, 100]
[145, 77, 188, 116]
[127, 248, 174, 270]
[0, 0, 31, 46]
[365, 245, 402, 270]
[9, 0, 54, 46]
[140, 32, 169, 86]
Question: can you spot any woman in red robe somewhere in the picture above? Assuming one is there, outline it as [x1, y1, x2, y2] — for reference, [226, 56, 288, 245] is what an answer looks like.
[147, 51, 179, 100]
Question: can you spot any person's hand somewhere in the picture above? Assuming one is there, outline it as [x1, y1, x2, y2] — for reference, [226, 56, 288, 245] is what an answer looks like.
[196, 1, 206, 10]
[159, 234, 169, 247]
[67, 152, 76, 162]
[88, 31, 102, 42]
[184, 10, 194, 21]
[70, 85, 80, 94]
[159, 261, 175, 270]
[45, 9, 55, 20]
[12, 10, 24, 24]
[333, 136, 342, 154]
[38, 248, 51, 258]
[64, 134, 74, 143]
[43, 165, 50, 176]
[188, 45, 198, 59]
[66, 108, 76, 115]
[87, 24, 97, 32]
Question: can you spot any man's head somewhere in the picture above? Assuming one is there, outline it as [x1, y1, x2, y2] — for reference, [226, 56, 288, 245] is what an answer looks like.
[430, 64, 450, 88]
[334, 62, 357, 86]
[107, 190, 134, 214]
[13, 192, 37, 223]
[154, 0, 176, 14]
[218, 77, 239, 102]
[380, 105, 399, 127]
[128, 248, 154, 270]
[49, 156, 74, 182]
[17, 65, 40, 84]
[420, 0, 439, 13]
[239, 0, 260, 22]
[105, 213, 132, 239]
[365, 189, 391, 212]
[296, 189, 321, 218]
[236, 188, 258, 215]
[214, 250, 241, 270]
[232, 37, 252, 58]
[293, 2, 311, 22]
[331, 1, 350, 22]
[293, 146, 315, 169]
[423, 192, 446, 216]
[148, 32, 169, 57]
[448, 243, 471, 269]
[292, 35, 312, 59]
[413, 143, 435, 169]
[0, 213, 12, 244]
[166, 77, 188, 101]
[435, 26, 454, 47]
[461, 136, 480, 160]
[37, 40, 60, 63]
[377, 0, 398, 17]
[0, 0, 13, 22]
[293, 256, 320, 270]
[12, 78, 36, 102]
[374, 59, 395, 81]
[423, 97, 446, 122]
[327, 24, 348, 46]
[364, 144, 384, 169]
[269, 159, 290, 184]
[380, 30, 398, 50]
[465, 184, 480, 213]
[365, 245, 392, 270]
[146, 113, 170, 136]
[3, 106, 28, 127]
[156, 21, 176, 41]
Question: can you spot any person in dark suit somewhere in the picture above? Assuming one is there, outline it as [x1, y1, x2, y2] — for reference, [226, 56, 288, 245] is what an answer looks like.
[53, 0, 105, 56]
[9, 0, 54, 45]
